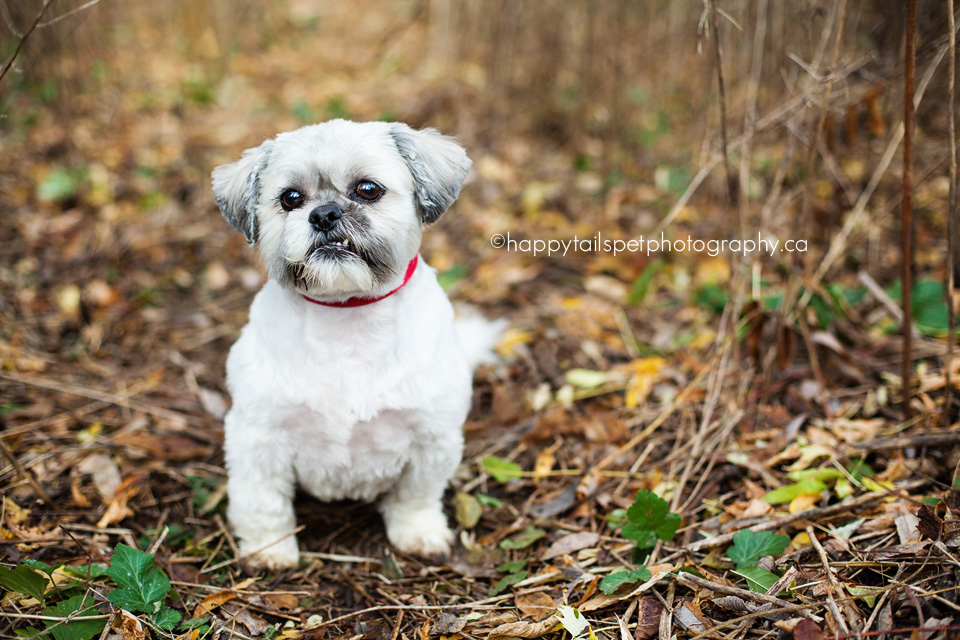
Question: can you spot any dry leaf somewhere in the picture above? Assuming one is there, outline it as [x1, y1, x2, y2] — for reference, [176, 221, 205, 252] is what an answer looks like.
[542, 532, 599, 560]
[634, 596, 663, 640]
[515, 592, 556, 622]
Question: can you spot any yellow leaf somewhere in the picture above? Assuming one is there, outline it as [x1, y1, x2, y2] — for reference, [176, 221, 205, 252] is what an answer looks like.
[496, 329, 532, 358]
[788, 493, 820, 514]
[784, 444, 834, 471]
[624, 357, 666, 408]
[534, 450, 555, 478]
[792, 532, 812, 548]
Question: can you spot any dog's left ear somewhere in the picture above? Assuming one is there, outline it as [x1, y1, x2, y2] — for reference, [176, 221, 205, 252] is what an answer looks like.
[390, 124, 471, 224]
[211, 140, 275, 244]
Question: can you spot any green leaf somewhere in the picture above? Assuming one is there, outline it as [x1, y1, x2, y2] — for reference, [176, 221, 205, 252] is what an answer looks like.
[620, 525, 658, 549]
[454, 492, 483, 529]
[37, 167, 80, 203]
[179, 616, 210, 631]
[564, 369, 614, 389]
[499, 525, 546, 550]
[489, 571, 526, 595]
[481, 456, 523, 482]
[599, 567, 652, 594]
[150, 606, 182, 630]
[105, 544, 171, 613]
[733, 566, 780, 593]
[628, 260, 665, 306]
[761, 478, 827, 505]
[0, 564, 47, 605]
[497, 558, 528, 574]
[624, 490, 681, 544]
[475, 493, 503, 509]
[727, 530, 790, 569]
[60, 564, 108, 580]
[43, 594, 106, 640]
[22, 559, 64, 594]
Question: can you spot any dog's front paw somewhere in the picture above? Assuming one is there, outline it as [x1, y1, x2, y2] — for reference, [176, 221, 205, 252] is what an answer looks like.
[238, 536, 300, 573]
[384, 509, 454, 557]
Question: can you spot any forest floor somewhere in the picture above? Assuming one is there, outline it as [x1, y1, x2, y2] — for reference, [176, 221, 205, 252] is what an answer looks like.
[1, 3, 959, 640]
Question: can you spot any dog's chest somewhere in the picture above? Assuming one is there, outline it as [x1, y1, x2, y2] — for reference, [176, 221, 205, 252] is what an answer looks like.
[286, 405, 417, 502]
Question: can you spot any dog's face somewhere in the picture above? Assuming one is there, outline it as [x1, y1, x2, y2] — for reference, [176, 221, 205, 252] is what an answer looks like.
[212, 120, 471, 298]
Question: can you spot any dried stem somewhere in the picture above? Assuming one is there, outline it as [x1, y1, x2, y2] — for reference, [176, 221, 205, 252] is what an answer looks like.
[901, 0, 917, 419]
[0, 0, 54, 85]
[948, 0, 958, 427]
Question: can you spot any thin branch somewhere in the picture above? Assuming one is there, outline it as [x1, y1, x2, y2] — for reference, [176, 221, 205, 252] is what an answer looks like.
[902, 0, 917, 419]
[0, 0, 55, 85]
[947, 0, 958, 428]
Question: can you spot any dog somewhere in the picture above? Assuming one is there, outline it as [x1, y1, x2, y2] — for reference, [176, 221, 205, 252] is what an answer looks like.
[211, 119, 499, 571]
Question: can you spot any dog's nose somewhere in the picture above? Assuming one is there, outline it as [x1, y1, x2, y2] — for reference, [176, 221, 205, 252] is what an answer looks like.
[308, 204, 343, 231]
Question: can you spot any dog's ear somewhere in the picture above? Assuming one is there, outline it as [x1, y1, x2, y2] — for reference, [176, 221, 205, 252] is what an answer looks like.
[211, 140, 275, 244]
[389, 124, 471, 224]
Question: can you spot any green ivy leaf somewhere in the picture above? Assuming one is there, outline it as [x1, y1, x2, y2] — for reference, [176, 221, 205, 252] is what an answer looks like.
[481, 456, 523, 482]
[727, 530, 790, 569]
[490, 571, 527, 595]
[43, 594, 106, 640]
[0, 564, 47, 605]
[497, 559, 528, 574]
[599, 567, 652, 594]
[105, 544, 171, 613]
[623, 490, 681, 545]
[499, 525, 546, 550]
[733, 566, 781, 593]
[150, 606, 182, 630]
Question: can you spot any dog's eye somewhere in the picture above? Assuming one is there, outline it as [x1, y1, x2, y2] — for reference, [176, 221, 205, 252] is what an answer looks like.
[279, 189, 304, 211]
[355, 182, 383, 202]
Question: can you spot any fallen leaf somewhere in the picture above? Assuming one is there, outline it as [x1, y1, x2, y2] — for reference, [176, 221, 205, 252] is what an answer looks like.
[488, 615, 558, 639]
[97, 475, 140, 529]
[515, 592, 556, 622]
[634, 596, 662, 640]
[433, 612, 466, 634]
[454, 492, 482, 529]
[116, 609, 146, 640]
[193, 590, 238, 618]
[542, 531, 599, 560]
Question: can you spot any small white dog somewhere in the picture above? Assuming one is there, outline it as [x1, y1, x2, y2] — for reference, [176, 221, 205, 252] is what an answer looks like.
[212, 120, 497, 571]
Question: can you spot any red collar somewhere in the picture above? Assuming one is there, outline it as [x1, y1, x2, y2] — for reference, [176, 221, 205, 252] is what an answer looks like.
[301, 255, 419, 308]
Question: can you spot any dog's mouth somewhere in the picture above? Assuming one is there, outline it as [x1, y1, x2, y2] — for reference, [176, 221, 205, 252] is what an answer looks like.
[311, 234, 357, 258]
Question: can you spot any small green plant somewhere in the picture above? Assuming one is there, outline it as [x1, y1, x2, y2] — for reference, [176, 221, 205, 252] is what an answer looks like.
[727, 530, 790, 569]
[726, 529, 791, 594]
[600, 490, 680, 594]
[3, 543, 181, 639]
[490, 559, 527, 596]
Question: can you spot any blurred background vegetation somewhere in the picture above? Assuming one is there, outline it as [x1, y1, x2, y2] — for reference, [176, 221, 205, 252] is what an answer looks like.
[0, 0, 954, 357]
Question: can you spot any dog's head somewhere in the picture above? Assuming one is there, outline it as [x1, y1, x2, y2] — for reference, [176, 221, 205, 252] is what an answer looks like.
[212, 120, 471, 298]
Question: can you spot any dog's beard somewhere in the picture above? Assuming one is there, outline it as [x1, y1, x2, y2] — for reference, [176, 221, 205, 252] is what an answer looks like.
[260, 213, 411, 297]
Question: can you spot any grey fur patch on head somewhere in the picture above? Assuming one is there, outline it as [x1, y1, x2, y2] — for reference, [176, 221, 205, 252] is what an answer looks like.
[389, 124, 471, 224]
[211, 140, 275, 243]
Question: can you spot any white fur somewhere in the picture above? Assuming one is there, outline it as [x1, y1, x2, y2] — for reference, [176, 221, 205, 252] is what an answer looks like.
[213, 120, 494, 571]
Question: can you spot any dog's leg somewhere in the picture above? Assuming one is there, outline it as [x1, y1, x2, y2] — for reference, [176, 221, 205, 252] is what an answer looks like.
[378, 430, 462, 557]
[224, 409, 300, 571]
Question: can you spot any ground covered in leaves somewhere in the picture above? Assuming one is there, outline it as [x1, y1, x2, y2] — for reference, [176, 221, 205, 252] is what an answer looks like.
[1, 2, 960, 640]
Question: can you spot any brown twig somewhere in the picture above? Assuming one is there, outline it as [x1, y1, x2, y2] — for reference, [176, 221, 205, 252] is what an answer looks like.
[0, 0, 54, 85]
[901, 0, 917, 419]
[948, 0, 958, 428]
[806, 526, 859, 632]
[674, 572, 823, 622]
[846, 431, 960, 453]
[706, 0, 737, 210]
[685, 479, 926, 552]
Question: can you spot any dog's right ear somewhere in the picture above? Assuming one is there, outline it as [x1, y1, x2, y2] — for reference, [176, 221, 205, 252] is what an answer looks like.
[211, 140, 274, 244]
